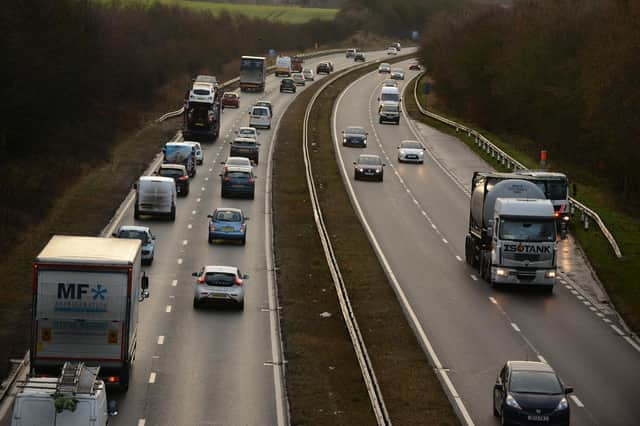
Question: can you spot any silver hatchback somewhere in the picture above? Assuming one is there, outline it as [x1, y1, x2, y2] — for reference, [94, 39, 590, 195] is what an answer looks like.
[193, 265, 248, 310]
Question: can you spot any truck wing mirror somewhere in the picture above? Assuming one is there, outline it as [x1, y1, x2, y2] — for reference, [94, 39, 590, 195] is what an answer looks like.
[132, 183, 138, 190]
[139, 274, 150, 302]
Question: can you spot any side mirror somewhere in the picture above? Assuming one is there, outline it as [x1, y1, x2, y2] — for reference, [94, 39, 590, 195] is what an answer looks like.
[192, 272, 198, 277]
[162, 148, 166, 153]
[383, 163, 386, 167]
[564, 386, 574, 394]
[108, 400, 118, 417]
[242, 274, 249, 279]
[152, 236, 156, 240]
[245, 217, 250, 221]
[207, 214, 213, 218]
[494, 383, 503, 392]
[257, 143, 261, 146]
[353, 161, 357, 165]
[112, 233, 118, 237]
[219, 174, 223, 177]
[133, 183, 138, 190]
[220, 161, 226, 164]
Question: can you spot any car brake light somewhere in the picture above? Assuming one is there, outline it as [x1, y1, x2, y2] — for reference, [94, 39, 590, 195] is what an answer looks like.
[198, 276, 205, 285]
[235, 278, 243, 286]
[248, 178, 254, 184]
[179, 175, 189, 181]
[107, 376, 120, 384]
[224, 177, 230, 182]
[240, 224, 246, 232]
[554, 211, 560, 218]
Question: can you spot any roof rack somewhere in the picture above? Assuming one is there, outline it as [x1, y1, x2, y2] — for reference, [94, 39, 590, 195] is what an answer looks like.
[16, 362, 100, 395]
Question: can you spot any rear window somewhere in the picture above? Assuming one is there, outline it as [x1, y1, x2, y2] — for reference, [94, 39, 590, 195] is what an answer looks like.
[401, 141, 422, 149]
[233, 140, 256, 147]
[227, 171, 251, 179]
[159, 168, 184, 178]
[239, 129, 256, 137]
[226, 158, 250, 167]
[253, 108, 268, 116]
[381, 93, 399, 102]
[117, 230, 148, 243]
[223, 93, 237, 99]
[204, 272, 236, 286]
[282, 79, 294, 84]
[214, 210, 242, 222]
[193, 89, 210, 96]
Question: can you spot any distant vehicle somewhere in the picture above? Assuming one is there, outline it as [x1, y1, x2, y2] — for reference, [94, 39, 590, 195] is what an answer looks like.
[346, 48, 357, 58]
[316, 62, 331, 74]
[275, 55, 292, 77]
[220, 165, 256, 199]
[31, 236, 149, 390]
[207, 207, 248, 245]
[280, 78, 296, 93]
[391, 68, 405, 80]
[465, 173, 557, 290]
[221, 156, 253, 172]
[237, 126, 258, 141]
[157, 163, 189, 196]
[183, 79, 221, 141]
[341, 126, 368, 147]
[327, 61, 334, 71]
[230, 137, 260, 164]
[393, 42, 401, 51]
[134, 176, 177, 221]
[12, 362, 117, 426]
[254, 100, 273, 116]
[192, 265, 248, 310]
[163, 142, 196, 177]
[409, 62, 421, 71]
[382, 79, 399, 88]
[112, 225, 155, 265]
[354, 52, 366, 62]
[397, 140, 425, 163]
[292, 72, 306, 86]
[183, 141, 203, 165]
[494, 361, 572, 425]
[291, 55, 304, 73]
[378, 86, 401, 107]
[379, 102, 401, 124]
[249, 105, 272, 129]
[353, 154, 385, 181]
[221, 92, 240, 108]
[302, 68, 315, 81]
[194, 74, 217, 86]
[378, 63, 391, 73]
[387, 46, 398, 55]
[239, 55, 266, 92]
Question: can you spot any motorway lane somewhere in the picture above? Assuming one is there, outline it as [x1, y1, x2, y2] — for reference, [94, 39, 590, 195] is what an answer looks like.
[333, 60, 640, 425]
[107, 49, 396, 426]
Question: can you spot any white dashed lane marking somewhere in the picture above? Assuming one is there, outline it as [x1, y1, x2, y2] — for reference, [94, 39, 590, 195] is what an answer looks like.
[182, 240, 188, 246]
[570, 395, 584, 408]
[148, 373, 156, 384]
[489, 297, 498, 305]
[171, 280, 178, 287]
[165, 305, 172, 313]
[537, 355, 547, 364]
[188, 224, 192, 229]
[470, 275, 478, 281]
[177, 258, 183, 265]
[138, 419, 146, 426]
[455, 255, 463, 262]
[157, 336, 165, 345]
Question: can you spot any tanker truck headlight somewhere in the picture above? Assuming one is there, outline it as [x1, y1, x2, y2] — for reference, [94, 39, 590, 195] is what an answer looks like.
[546, 271, 556, 279]
[496, 268, 507, 277]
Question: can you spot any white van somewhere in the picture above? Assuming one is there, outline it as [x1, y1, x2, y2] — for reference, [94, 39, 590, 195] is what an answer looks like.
[249, 105, 272, 129]
[378, 86, 401, 108]
[11, 363, 116, 426]
[275, 56, 292, 77]
[134, 176, 177, 221]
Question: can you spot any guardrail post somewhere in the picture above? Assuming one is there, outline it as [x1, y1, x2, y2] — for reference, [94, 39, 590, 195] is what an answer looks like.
[584, 216, 589, 230]
[580, 209, 585, 223]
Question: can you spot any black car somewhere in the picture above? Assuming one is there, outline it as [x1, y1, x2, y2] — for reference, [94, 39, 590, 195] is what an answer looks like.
[230, 137, 260, 164]
[157, 164, 189, 196]
[354, 52, 365, 62]
[353, 154, 385, 181]
[341, 126, 368, 147]
[494, 361, 572, 426]
[220, 165, 256, 199]
[280, 78, 296, 93]
[316, 62, 331, 74]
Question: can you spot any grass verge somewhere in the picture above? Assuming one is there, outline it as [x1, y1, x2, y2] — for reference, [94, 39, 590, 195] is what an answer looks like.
[274, 61, 458, 423]
[97, 0, 338, 23]
[406, 74, 640, 333]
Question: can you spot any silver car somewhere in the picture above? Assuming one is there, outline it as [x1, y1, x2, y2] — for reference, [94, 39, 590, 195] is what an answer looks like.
[184, 141, 203, 165]
[397, 140, 425, 164]
[391, 68, 405, 80]
[292, 73, 306, 86]
[302, 68, 314, 81]
[382, 79, 399, 88]
[222, 156, 253, 171]
[237, 126, 258, 141]
[378, 63, 391, 73]
[192, 265, 248, 310]
[113, 225, 155, 265]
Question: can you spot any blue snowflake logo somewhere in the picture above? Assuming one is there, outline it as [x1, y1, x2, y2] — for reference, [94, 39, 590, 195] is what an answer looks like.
[91, 284, 107, 300]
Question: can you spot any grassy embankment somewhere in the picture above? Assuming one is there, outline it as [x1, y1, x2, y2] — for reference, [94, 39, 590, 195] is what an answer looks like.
[96, 0, 338, 23]
[407, 74, 640, 333]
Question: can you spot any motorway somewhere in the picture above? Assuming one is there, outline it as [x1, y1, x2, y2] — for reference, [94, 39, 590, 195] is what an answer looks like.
[102, 49, 396, 426]
[332, 59, 640, 425]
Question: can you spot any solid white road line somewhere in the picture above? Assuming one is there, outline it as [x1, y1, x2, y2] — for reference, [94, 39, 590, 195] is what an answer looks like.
[511, 323, 521, 332]
[470, 275, 478, 281]
[610, 324, 625, 336]
[165, 305, 172, 313]
[623, 336, 640, 353]
[148, 373, 156, 384]
[537, 355, 548, 364]
[570, 395, 584, 408]
[157, 336, 165, 345]
[138, 419, 146, 426]
[489, 297, 498, 305]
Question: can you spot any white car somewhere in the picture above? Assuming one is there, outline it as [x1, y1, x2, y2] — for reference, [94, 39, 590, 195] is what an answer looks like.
[397, 140, 426, 163]
[378, 63, 391, 73]
[302, 68, 314, 81]
[192, 265, 248, 310]
[222, 156, 253, 171]
[292, 73, 306, 86]
[249, 105, 271, 129]
[237, 126, 258, 141]
[387, 46, 398, 55]
[183, 141, 203, 165]
[382, 79, 399, 88]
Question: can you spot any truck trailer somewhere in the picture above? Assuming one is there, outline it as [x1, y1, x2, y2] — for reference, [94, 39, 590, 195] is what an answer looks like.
[31, 236, 150, 390]
[465, 174, 558, 291]
[240, 56, 266, 92]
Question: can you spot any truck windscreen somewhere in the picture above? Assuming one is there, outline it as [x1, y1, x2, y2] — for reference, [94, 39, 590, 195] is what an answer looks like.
[241, 59, 264, 70]
[499, 219, 556, 242]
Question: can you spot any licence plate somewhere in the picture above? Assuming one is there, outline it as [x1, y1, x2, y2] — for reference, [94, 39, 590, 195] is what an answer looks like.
[527, 415, 549, 422]
[364, 171, 374, 175]
[407, 155, 417, 159]
[208, 293, 227, 299]
[195, 123, 204, 127]
[221, 227, 234, 232]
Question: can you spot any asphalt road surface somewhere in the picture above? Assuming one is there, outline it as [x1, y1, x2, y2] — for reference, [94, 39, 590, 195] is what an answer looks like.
[332, 59, 640, 426]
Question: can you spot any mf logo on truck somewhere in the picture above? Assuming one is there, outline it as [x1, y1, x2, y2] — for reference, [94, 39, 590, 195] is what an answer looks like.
[55, 283, 108, 313]
[58, 283, 107, 300]
[503, 243, 551, 254]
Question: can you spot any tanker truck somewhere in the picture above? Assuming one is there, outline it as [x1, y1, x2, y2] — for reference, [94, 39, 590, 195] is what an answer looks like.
[464, 173, 558, 292]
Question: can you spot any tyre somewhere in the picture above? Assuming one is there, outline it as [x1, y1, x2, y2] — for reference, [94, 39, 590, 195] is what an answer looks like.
[249, 191, 255, 200]
[379, 173, 384, 182]
[193, 298, 200, 309]
[169, 206, 176, 222]
[238, 301, 245, 311]
[208, 236, 213, 244]
[183, 188, 189, 196]
[221, 189, 227, 198]
[493, 400, 500, 417]
[134, 206, 140, 220]
[354, 172, 359, 181]
[147, 257, 153, 266]
[543, 285, 554, 294]
[241, 236, 246, 246]
[120, 364, 130, 392]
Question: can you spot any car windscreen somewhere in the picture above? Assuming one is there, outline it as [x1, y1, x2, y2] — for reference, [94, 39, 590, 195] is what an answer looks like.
[240, 59, 264, 69]
[401, 142, 422, 149]
[214, 211, 242, 222]
[204, 272, 236, 287]
[158, 169, 184, 178]
[547, 180, 568, 199]
[345, 127, 365, 135]
[381, 93, 399, 102]
[238, 129, 256, 137]
[358, 157, 382, 166]
[499, 219, 556, 242]
[510, 371, 563, 394]
[381, 105, 398, 113]
[118, 230, 148, 244]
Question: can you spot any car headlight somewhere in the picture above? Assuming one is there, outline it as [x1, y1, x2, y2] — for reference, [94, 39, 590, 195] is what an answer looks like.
[546, 270, 556, 278]
[399, 150, 406, 155]
[506, 394, 522, 410]
[496, 268, 508, 277]
[375, 169, 380, 173]
[359, 168, 364, 172]
[210, 225, 216, 232]
[555, 397, 568, 411]
[343, 138, 347, 143]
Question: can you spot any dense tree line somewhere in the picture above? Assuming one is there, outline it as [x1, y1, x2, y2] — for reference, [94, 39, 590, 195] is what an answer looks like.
[421, 0, 640, 204]
[0, 0, 351, 252]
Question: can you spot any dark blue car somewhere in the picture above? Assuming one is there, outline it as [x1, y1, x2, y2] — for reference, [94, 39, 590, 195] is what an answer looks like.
[220, 165, 255, 199]
[208, 208, 248, 245]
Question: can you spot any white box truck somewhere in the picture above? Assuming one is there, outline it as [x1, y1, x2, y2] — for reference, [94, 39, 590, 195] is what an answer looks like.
[274, 56, 292, 77]
[31, 236, 150, 390]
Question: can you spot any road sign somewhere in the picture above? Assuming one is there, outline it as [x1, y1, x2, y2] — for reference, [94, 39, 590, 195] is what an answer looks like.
[422, 83, 431, 95]
[268, 48, 276, 57]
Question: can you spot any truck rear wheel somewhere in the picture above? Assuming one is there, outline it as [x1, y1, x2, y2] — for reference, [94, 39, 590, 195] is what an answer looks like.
[134, 206, 141, 220]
